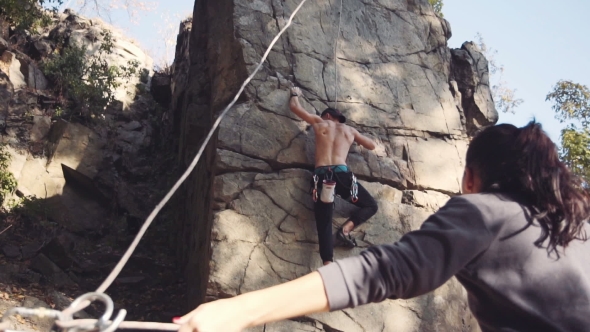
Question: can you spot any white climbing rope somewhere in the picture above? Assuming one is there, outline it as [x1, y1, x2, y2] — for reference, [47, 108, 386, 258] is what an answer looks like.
[0, 0, 310, 331]
[333, 0, 343, 109]
[0, 293, 176, 332]
[94, 0, 309, 298]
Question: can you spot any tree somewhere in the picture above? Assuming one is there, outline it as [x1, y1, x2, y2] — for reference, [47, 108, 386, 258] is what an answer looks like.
[546, 80, 590, 182]
[0, 0, 62, 30]
[0, 145, 17, 204]
[42, 30, 140, 118]
[152, 11, 189, 71]
[474, 33, 524, 114]
[65, 0, 155, 23]
[429, 0, 444, 17]
[0, 0, 154, 31]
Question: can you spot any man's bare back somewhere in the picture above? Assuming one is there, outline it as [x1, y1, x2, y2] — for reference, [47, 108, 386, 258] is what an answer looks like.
[312, 121, 355, 166]
[289, 87, 376, 166]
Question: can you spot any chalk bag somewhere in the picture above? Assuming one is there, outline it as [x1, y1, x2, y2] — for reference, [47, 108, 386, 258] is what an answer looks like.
[320, 180, 337, 203]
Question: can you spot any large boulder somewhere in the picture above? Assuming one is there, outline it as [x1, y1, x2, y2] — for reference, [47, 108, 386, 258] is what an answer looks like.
[44, 10, 154, 111]
[150, 72, 172, 107]
[451, 42, 498, 135]
[172, 0, 496, 330]
[0, 70, 13, 116]
[0, 16, 8, 40]
[8, 120, 110, 233]
[0, 37, 8, 54]
[0, 51, 27, 90]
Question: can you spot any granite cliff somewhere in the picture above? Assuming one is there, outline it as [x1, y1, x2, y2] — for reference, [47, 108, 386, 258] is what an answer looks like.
[170, 0, 497, 331]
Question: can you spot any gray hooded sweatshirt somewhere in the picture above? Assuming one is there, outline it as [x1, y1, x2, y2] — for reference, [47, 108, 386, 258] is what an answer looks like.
[317, 193, 590, 331]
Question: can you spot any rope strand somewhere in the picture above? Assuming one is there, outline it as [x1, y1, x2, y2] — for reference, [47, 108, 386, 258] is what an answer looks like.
[56, 0, 311, 323]
[334, 0, 343, 109]
[94, 0, 309, 297]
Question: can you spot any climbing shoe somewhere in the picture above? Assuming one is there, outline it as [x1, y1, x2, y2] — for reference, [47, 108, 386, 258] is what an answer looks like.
[336, 228, 357, 248]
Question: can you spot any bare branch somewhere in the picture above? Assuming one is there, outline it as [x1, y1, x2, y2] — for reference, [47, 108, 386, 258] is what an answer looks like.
[474, 32, 524, 113]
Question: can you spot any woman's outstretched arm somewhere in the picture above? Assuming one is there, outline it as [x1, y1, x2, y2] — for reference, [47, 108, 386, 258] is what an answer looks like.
[174, 271, 329, 332]
[174, 196, 494, 331]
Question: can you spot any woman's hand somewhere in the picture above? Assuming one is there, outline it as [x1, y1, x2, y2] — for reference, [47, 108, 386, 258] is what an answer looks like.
[173, 272, 329, 332]
[173, 298, 249, 332]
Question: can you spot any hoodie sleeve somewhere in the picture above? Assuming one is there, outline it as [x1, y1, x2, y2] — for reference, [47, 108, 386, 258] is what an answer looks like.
[317, 196, 493, 311]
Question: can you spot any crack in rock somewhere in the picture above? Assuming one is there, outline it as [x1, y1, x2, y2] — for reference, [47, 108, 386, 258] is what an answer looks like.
[273, 130, 306, 161]
[423, 68, 463, 190]
[265, 244, 308, 268]
[321, 61, 331, 103]
[342, 309, 366, 332]
[253, 181, 309, 219]
[398, 302, 423, 320]
[262, 246, 301, 280]
[238, 244, 258, 294]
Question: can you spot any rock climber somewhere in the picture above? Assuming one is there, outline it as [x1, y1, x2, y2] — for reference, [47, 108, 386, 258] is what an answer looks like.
[288, 86, 379, 266]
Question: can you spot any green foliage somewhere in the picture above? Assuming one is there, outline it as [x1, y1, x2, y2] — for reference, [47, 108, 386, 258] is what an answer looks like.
[494, 84, 524, 114]
[42, 30, 140, 118]
[9, 195, 46, 215]
[547, 80, 590, 182]
[0, 0, 62, 31]
[0, 144, 17, 204]
[5, 195, 54, 228]
[546, 80, 590, 127]
[429, 0, 444, 17]
[54, 105, 64, 118]
[139, 68, 150, 84]
[135, 83, 146, 95]
[560, 125, 590, 181]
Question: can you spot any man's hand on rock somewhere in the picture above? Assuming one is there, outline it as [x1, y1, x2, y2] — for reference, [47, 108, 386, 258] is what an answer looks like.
[291, 87, 302, 97]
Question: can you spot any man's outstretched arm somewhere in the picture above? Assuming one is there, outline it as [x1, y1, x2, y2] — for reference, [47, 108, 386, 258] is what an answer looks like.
[289, 87, 322, 125]
[353, 128, 376, 150]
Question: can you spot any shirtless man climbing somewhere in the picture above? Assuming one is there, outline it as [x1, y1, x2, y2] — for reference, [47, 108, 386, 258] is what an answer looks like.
[289, 86, 379, 265]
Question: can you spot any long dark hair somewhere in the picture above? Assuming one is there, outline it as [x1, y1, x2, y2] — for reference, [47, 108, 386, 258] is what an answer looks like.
[466, 121, 590, 255]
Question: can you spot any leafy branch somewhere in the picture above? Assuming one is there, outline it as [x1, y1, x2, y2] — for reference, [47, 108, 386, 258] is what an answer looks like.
[0, 145, 17, 204]
[547, 80, 590, 183]
[42, 29, 140, 118]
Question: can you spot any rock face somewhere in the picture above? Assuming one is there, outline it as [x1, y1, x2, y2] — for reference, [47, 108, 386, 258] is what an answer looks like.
[1, 10, 161, 236]
[50, 10, 154, 110]
[451, 42, 498, 135]
[0, 10, 153, 111]
[0, 10, 182, 326]
[172, 0, 496, 331]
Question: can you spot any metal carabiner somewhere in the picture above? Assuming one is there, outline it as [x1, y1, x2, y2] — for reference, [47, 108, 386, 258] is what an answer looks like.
[351, 174, 359, 203]
[64, 292, 126, 332]
[312, 174, 319, 202]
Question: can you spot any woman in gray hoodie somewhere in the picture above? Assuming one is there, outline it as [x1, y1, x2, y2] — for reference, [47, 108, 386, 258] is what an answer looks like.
[174, 121, 590, 332]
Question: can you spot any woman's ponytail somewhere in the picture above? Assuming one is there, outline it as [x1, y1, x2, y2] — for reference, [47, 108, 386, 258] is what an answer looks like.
[466, 121, 590, 255]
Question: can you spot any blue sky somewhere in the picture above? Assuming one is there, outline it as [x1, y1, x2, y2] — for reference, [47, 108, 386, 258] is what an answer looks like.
[62, 0, 194, 65]
[68, 0, 589, 143]
[445, 0, 590, 142]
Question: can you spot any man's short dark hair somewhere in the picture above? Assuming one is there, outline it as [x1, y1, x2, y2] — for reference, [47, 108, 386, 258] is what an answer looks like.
[321, 108, 346, 123]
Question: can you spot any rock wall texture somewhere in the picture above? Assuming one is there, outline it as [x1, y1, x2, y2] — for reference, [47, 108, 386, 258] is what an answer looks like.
[2, 10, 160, 235]
[1, 9, 190, 329]
[171, 0, 497, 330]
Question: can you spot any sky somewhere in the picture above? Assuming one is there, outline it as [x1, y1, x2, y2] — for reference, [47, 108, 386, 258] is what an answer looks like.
[64, 0, 590, 143]
[444, 0, 590, 142]
[60, 0, 194, 66]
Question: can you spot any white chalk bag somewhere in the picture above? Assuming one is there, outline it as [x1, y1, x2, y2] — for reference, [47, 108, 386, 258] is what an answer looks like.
[320, 180, 336, 203]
